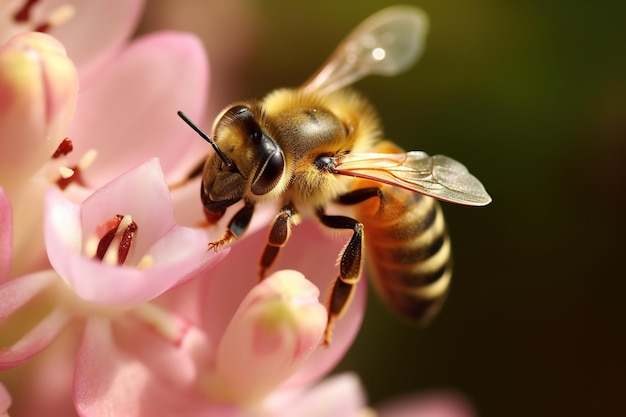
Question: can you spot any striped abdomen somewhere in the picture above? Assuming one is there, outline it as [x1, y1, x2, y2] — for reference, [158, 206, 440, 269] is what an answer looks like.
[357, 184, 452, 324]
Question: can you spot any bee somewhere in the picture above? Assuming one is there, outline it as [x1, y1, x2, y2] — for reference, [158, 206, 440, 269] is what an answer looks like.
[178, 5, 491, 345]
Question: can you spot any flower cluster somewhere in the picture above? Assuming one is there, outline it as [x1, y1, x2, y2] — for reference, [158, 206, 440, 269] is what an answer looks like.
[0, 1, 475, 416]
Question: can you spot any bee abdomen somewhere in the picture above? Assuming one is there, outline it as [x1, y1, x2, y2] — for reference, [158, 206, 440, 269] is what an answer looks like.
[359, 188, 452, 324]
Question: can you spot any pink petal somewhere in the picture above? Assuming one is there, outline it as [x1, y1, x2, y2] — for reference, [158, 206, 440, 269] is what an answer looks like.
[201, 220, 367, 389]
[0, 381, 9, 414]
[7, 176, 53, 276]
[46, 0, 146, 83]
[79, 158, 176, 256]
[45, 159, 226, 304]
[74, 317, 206, 417]
[0, 270, 57, 321]
[377, 391, 477, 417]
[213, 270, 327, 403]
[0, 188, 12, 283]
[0, 32, 78, 184]
[269, 373, 367, 417]
[68, 31, 209, 187]
[0, 305, 71, 369]
[0, 271, 66, 369]
[9, 322, 83, 417]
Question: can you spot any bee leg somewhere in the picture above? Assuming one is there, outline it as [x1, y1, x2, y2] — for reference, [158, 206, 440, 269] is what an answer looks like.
[336, 187, 382, 205]
[208, 202, 255, 251]
[259, 204, 297, 280]
[316, 208, 364, 346]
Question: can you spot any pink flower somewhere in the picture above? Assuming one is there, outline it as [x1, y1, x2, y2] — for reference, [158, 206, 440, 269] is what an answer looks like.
[44, 158, 222, 304]
[0, 381, 9, 415]
[0, 1, 368, 415]
[0, 30, 79, 275]
[208, 270, 328, 403]
[1, 0, 145, 83]
[197, 221, 367, 397]
[0, 188, 12, 284]
[0, 2, 475, 416]
[0, 160, 223, 394]
[378, 391, 477, 417]
[0, 31, 77, 187]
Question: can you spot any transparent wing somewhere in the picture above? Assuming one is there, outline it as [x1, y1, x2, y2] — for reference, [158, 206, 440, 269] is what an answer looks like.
[333, 151, 492, 206]
[301, 5, 429, 96]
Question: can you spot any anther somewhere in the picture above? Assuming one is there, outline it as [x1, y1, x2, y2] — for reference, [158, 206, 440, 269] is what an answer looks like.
[117, 221, 137, 264]
[55, 149, 96, 190]
[52, 138, 73, 159]
[94, 215, 138, 265]
[13, 1, 75, 33]
[13, 0, 40, 22]
[56, 166, 82, 190]
[95, 215, 123, 261]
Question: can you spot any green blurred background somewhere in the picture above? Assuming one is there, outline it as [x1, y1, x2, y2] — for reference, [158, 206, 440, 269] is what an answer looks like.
[141, 1, 626, 415]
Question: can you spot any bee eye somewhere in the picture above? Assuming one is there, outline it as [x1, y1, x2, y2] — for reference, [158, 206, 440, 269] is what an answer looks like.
[314, 154, 335, 171]
[251, 145, 285, 195]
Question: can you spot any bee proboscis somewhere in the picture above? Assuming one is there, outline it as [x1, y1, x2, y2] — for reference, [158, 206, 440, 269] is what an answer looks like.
[179, 5, 491, 346]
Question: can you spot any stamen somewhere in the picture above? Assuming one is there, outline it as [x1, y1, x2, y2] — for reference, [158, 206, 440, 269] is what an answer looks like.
[58, 166, 74, 179]
[55, 149, 96, 190]
[136, 255, 153, 270]
[95, 215, 123, 261]
[117, 220, 137, 264]
[33, 21, 50, 33]
[56, 166, 81, 190]
[78, 149, 97, 171]
[13, 0, 40, 22]
[131, 303, 191, 347]
[52, 137, 73, 159]
[13, 1, 75, 33]
[45, 4, 74, 27]
[93, 215, 138, 265]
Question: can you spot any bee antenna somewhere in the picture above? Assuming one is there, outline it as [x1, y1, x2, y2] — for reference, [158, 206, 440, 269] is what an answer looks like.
[177, 111, 233, 168]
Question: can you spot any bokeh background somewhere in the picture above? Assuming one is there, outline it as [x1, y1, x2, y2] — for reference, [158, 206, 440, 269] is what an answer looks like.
[139, 1, 626, 416]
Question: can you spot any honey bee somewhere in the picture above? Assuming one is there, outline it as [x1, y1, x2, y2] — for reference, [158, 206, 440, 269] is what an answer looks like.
[178, 5, 491, 345]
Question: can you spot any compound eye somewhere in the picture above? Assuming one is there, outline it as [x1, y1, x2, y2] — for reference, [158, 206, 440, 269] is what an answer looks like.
[251, 149, 285, 195]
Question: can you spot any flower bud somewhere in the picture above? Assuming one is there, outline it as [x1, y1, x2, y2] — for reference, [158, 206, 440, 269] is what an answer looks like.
[0, 32, 78, 188]
[211, 270, 327, 404]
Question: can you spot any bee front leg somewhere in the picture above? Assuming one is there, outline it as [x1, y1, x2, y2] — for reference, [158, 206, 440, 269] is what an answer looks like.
[316, 208, 364, 347]
[259, 204, 298, 280]
[208, 202, 255, 251]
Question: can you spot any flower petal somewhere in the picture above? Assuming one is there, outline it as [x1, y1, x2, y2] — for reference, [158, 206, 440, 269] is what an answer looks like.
[68, 31, 209, 187]
[45, 158, 226, 304]
[0, 381, 10, 414]
[377, 391, 477, 417]
[0, 270, 69, 369]
[48, 0, 146, 83]
[201, 220, 367, 389]
[269, 373, 368, 417]
[0, 32, 78, 185]
[74, 317, 206, 417]
[0, 270, 57, 322]
[0, 305, 71, 369]
[211, 270, 327, 403]
[0, 188, 12, 283]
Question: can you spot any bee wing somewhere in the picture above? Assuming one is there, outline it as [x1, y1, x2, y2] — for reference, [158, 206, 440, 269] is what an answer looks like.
[301, 6, 429, 96]
[333, 151, 492, 206]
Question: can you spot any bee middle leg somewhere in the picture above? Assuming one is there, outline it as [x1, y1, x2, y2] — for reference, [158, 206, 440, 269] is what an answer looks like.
[259, 204, 298, 280]
[316, 207, 365, 346]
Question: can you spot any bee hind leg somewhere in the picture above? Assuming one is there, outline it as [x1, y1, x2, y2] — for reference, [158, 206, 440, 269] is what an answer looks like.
[316, 208, 364, 347]
[259, 204, 298, 280]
